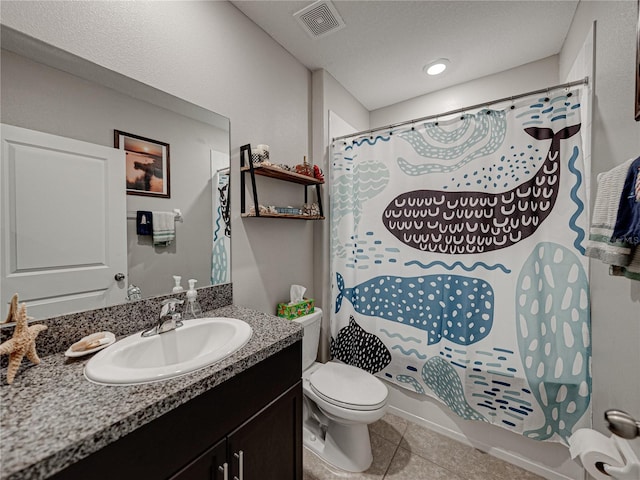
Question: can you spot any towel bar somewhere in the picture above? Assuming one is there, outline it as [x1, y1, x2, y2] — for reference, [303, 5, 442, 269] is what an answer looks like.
[126, 209, 182, 222]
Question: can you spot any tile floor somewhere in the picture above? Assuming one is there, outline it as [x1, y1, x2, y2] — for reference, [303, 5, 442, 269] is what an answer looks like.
[303, 413, 546, 480]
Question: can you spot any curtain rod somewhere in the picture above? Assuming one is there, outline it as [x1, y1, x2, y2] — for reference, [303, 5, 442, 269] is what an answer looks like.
[332, 76, 589, 142]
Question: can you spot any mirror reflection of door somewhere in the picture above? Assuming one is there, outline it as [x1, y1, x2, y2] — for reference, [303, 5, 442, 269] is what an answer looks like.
[0, 124, 127, 319]
[1, 36, 231, 315]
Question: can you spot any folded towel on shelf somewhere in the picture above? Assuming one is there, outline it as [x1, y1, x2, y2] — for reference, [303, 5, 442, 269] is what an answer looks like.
[136, 211, 153, 236]
[611, 156, 640, 246]
[152, 211, 176, 247]
[584, 158, 635, 266]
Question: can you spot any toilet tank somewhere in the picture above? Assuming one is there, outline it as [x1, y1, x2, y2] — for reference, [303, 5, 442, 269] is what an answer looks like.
[292, 308, 322, 371]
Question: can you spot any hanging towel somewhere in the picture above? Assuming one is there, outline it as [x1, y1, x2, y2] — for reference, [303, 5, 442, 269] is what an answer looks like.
[610, 248, 640, 281]
[611, 156, 640, 246]
[152, 211, 176, 247]
[136, 211, 153, 236]
[584, 158, 635, 265]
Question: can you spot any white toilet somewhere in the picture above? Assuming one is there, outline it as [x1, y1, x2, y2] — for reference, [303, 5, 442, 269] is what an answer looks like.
[293, 308, 389, 472]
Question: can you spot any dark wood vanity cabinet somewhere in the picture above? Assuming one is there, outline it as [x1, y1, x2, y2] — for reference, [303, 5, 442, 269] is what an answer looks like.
[170, 438, 227, 480]
[51, 342, 303, 480]
[171, 382, 302, 480]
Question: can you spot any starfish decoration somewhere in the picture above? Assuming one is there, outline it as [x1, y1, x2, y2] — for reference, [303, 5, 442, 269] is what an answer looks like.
[3, 292, 18, 324]
[0, 294, 47, 384]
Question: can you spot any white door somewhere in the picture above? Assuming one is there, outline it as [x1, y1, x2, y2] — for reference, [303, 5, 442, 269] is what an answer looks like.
[0, 124, 127, 319]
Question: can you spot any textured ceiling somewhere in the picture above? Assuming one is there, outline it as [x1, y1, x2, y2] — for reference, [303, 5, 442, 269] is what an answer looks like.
[231, 0, 579, 111]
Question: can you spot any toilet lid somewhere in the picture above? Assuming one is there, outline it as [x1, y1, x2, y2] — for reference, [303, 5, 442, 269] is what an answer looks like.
[309, 362, 388, 411]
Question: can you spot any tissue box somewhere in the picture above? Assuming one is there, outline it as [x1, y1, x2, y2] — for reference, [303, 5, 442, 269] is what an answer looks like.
[277, 298, 315, 320]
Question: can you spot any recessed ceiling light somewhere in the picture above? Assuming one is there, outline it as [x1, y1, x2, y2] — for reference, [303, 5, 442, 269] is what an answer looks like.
[424, 58, 449, 76]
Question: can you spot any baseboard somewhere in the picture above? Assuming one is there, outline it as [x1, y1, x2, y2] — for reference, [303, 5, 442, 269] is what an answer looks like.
[387, 405, 583, 480]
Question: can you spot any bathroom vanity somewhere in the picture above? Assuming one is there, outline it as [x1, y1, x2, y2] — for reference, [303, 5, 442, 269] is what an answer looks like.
[0, 301, 303, 480]
[53, 342, 302, 480]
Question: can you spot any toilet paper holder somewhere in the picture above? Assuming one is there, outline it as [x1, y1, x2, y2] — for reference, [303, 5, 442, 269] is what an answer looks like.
[600, 435, 640, 480]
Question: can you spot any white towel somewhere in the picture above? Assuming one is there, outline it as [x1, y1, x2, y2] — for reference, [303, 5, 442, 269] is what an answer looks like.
[584, 158, 635, 265]
[609, 249, 640, 281]
[152, 211, 176, 247]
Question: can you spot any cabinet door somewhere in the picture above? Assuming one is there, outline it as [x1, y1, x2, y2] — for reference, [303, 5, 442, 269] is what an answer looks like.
[170, 437, 228, 480]
[228, 382, 302, 480]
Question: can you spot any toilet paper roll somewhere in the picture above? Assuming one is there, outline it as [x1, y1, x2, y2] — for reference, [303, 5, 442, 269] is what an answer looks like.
[568, 429, 625, 480]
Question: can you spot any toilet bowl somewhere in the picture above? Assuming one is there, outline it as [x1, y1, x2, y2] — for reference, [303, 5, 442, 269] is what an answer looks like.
[293, 309, 389, 472]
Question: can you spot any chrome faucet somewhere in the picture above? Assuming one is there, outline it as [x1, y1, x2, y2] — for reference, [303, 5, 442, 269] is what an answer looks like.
[141, 298, 184, 337]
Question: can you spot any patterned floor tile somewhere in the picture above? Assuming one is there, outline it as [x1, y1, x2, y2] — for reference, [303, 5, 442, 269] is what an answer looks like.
[384, 446, 466, 480]
[303, 415, 546, 480]
[399, 422, 478, 473]
[369, 413, 409, 446]
[302, 432, 397, 480]
[452, 449, 545, 480]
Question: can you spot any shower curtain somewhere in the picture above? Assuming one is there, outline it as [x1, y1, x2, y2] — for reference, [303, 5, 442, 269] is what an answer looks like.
[329, 87, 591, 444]
[211, 170, 230, 285]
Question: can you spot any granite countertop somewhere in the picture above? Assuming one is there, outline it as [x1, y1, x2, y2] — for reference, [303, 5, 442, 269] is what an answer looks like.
[0, 305, 303, 480]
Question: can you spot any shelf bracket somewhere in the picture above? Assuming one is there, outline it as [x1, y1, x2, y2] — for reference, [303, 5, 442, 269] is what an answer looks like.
[315, 184, 324, 218]
[240, 144, 260, 217]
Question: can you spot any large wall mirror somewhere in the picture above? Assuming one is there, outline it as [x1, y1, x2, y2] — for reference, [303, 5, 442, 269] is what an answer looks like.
[0, 26, 231, 320]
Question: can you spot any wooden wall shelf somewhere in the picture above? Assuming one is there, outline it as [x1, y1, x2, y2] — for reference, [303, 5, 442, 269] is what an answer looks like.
[240, 144, 324, 220]
[240, 164, 323, 186]
[241, 213, 325, 220]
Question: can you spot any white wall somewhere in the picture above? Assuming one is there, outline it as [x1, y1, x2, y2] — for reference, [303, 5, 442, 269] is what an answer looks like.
[312, 69, 370, 361]
[371, 55, 559, 127]
[0, 0, 313, 313]
[558, 0, 640, 462]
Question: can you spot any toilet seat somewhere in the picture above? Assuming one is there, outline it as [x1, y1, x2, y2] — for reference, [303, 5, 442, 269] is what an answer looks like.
[308, 362, 388, 411]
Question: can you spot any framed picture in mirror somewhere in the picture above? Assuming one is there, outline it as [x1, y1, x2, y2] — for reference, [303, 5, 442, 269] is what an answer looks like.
[115, 130, 171, 198]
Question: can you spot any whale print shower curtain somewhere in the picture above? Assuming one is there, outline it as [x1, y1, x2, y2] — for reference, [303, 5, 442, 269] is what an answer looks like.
[211, 170, 230, 285]
[329, 88, 591, 444]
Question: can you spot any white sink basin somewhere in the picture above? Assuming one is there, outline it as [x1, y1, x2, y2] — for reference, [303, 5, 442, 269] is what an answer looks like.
[84, 317, 252, 385]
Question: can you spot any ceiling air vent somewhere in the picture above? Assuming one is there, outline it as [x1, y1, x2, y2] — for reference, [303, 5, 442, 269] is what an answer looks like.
[294, 0, 345, 39]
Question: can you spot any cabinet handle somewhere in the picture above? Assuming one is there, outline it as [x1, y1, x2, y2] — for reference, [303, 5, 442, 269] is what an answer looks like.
[233, 450, 244, 480]
[218, 462, 228, 480]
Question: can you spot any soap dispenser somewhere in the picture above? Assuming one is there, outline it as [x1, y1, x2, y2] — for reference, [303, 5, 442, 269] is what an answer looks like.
[172, 275, 184, 293]
[183, 279, 203, 320]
